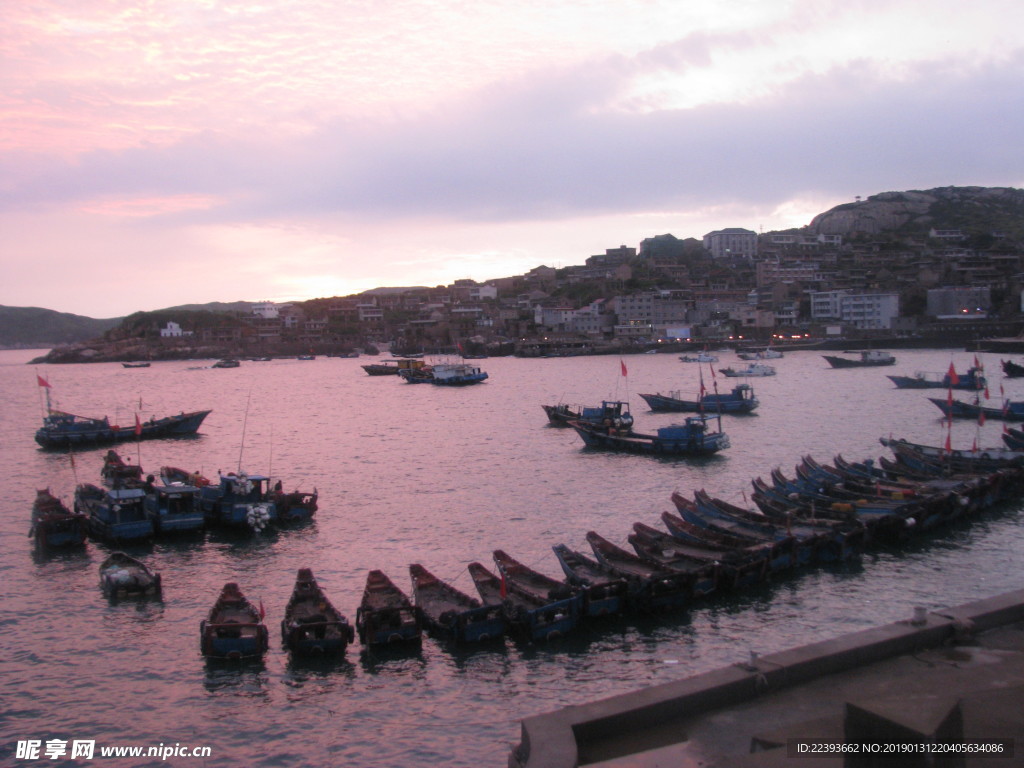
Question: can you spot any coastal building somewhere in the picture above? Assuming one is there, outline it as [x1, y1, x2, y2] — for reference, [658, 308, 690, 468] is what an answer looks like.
[927, 286, 991, 318]
[703, 227, 758, 259]
[810, 290, 900, 330]
[159, 321, 192, 338]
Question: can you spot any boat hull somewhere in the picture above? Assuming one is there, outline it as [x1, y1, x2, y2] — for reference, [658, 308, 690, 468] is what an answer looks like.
[35, 409, 211, 450]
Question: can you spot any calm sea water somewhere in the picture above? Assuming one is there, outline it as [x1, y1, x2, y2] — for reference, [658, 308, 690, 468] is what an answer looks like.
[3, 347, 1024, 767]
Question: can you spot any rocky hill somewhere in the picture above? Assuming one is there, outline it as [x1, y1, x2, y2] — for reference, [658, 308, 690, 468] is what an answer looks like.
[808, 186, 1024, 239]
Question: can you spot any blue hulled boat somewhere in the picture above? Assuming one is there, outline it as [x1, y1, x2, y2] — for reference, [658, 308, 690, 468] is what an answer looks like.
[75, 484, 153, 543]
[887, 366, 985, 390]
[468, 561, 578, 642]
[144, 479, 205, 535]
[30, 488, 87, 552]
[356, 569, 422, 647]
[542, 400, 633, 429]
[409, 563, 505, 643]
[35, 409, 210, 450]
[927, 396, 1024, 422]
[429, 363, 488, 386]
[551, 544, 630, 617]
[569, 414, 730, 456]
[281, 569, 355, 656]
[200, 582, 269, 659]
[198, 472, 277, 531]
[638, 383, 758, 414]
[100, 552, 161, 599]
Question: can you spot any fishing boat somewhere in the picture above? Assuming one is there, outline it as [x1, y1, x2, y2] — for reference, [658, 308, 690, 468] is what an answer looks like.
[143, 478, 205, 535]
[629, 521, 765, 591]
[467, 561, 577, 641]
[197, 472, 277, 531]
[550, 544, 630, 617]
[1001, 359, 1024, 378]
[355, 570, 422, 646]
[281, 569, 355, 656]
[428, 362, 488, 386]
[679, 352, 718, 363]
[880, 437, 1024, 471]
[100, 449, 144, 489]
[75, 483, 153, 543]
[30, 488, 87, 552]
[719, 363, 776, 377]
[886, 366, 985, 390]
[408, 563, 505, 643]
[737, 347, 783, 360]
[492, 550, 584, 617]
[99, 551, 162, 599]
[638, 383, 758, 414]
[121, 362, 151, 368]
[584, 531, 697, 611]
[212, 358, 240, 368]
[927, 396, 1024, 422]
[541, 400, 633, 429]
[361, 358, 428, 376]
[270, 487, 318, 523]
[35, 409, 211, 450]
[822, 350, 896, 368]
[200, 582, 269, 659]
[568, 414, 730, 456]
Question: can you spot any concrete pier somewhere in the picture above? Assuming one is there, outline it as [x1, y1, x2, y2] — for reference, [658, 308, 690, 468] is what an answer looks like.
[509, 589, 1024, 767]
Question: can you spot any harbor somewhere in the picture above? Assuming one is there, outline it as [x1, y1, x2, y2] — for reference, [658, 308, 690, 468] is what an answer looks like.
[5, 348, 1024, 766]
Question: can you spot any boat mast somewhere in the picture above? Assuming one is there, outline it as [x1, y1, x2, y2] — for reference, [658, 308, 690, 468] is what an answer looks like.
[238, 388, 252, 473]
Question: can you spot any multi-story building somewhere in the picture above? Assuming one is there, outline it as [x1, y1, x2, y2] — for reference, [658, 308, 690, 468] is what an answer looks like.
[926, 286, 991, 318]
[810, 290, 900, 329]
[703, 228, 758, 259]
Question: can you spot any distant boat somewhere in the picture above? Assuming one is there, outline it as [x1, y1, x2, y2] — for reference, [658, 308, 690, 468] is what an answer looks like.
[887, 366, 985, 390]
[30, 488, 87, 552]
[200, 582, 269, 659]
[355, 570, 422, 647]
[638, 383, 759, 414]
[361, 358, 428, 376]
[429, 362, 488, 386]
[121, 362, 151, 368]
[541, 400, 633, 429]
[719, 363, 776, 378]
[99, 552, 161, 600]
[927, 396, 1024, 422]
[568, 414, 730, 456]
[297, 354, 316, 361]
[822, 350, 896, 368]
[212, 358, 240, 368]
[35, 409, 211, 450]
[1002, 359, 1024, 378]
[409, 563, 505, 643]
[281, 569, 355, 656]
[737, 347, 783, 360]
[679, 352, 718, 363]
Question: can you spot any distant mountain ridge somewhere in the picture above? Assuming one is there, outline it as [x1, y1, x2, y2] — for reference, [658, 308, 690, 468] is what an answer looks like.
[0, 306, 120, 348]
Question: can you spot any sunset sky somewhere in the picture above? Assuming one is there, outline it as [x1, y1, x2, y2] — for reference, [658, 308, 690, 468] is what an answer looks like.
[3, 0, 1022, 318]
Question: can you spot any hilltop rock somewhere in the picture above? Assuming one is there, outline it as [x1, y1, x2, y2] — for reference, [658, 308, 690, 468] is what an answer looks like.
[809, 186, 1024, 237]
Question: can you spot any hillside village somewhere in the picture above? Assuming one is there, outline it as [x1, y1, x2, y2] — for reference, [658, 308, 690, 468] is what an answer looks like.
[35, 186, 1024, 363]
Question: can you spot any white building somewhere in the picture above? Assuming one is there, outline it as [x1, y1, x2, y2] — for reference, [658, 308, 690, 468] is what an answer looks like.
[810, 290, 900, 330]
[159, 321, 192, 338]
[703, 228, 758, 259]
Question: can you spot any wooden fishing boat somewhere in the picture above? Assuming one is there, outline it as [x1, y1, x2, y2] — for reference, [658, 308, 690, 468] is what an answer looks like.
[30, 488, 87, 552]
[361, 358, 428, 376]
[638, 384, 758, 414]
[550, 544, 630, 617]
[569, 414, 730, 456]
[355, 570, 422, 646]
[200, 582, 269, 659]
[75, 483, 153, 543]
[492, 550, 583, 617]
[542, 400, 633, 429]
[927, 396, 1024, 422]
[121, 361, 151, 368]
[35, 408, 211, 450]
[584, 531, 697, 611]
[99, 551, 161, 599]
[408, 563, 505, 643]
[101, 449, 144, 489]
[467, 561, 577, 641]
[660, 509, 796, 574]
[281, 569, 355, 656]
[629, 521, 766, 591]
[822, 350, 896, 368]
[886, 367, 985, 390]
[270, 487, 318, 523]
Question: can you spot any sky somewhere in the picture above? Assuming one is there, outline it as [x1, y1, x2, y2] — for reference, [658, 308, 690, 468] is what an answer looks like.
[3, 0, 1022, 318]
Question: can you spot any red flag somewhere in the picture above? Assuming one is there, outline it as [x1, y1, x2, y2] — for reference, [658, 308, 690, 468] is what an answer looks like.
[36, 375, 51, 388]
[134, 413, 142, 436]
[620, 359, 628, 377]
[259, 599, 266, 620]
[946, 362, 960, 386]
[978, 411, 986, 427]
[944, 430, 952, 452]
